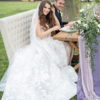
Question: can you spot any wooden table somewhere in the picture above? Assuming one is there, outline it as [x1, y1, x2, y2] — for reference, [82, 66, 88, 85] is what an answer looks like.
[53, 31, 79, 70]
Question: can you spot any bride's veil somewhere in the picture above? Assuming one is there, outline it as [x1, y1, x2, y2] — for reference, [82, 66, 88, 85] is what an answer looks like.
[30, 3, 40, 43]
[0, 3, 40, 92]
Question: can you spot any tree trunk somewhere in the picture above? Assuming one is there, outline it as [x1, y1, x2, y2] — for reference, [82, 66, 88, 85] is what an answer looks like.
[62, 0, 79, 22]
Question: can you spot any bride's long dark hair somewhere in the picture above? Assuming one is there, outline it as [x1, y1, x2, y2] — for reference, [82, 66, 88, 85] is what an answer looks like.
[39, 0, 56, 30]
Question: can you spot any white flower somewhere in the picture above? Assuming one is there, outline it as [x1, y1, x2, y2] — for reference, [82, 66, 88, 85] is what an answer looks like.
[86, 4, 91, 9]
[98, 24, 100, 28]
[83, 24, 88, 28]
[80, 9, 85, 13]
[61, 12, 63, 17]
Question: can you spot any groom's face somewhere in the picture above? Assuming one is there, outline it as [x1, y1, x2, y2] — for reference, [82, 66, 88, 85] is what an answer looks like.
[54, 0, 65, 11]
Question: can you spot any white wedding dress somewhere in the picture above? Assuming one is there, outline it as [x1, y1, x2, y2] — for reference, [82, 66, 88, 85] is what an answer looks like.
[0, 8, 78, 100]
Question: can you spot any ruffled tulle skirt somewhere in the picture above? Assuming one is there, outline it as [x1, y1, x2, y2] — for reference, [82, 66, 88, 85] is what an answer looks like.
[0, 37, 78, 100]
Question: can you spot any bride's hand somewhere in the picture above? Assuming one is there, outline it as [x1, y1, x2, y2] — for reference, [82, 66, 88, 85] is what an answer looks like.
[52, 26, 60, 31]
[51, 7, 55, 16]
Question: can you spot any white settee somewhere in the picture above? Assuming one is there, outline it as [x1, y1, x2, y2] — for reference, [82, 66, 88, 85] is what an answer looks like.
[0, 10, 35, 62]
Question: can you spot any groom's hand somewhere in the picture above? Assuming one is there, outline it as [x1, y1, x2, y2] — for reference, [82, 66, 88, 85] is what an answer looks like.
[64, 21, 74, 27]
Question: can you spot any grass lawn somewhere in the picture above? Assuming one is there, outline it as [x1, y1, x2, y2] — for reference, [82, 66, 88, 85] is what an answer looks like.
[0, 1, 39, 18]
[0, 1, 92, 100]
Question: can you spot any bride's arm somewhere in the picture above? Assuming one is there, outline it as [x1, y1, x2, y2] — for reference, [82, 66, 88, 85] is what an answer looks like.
[52, 8, 60, 28]
[53, 14, 61, 28]
[36, 20, 60, 39]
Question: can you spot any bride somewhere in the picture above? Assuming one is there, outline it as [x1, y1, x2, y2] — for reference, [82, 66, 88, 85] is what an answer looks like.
[0, 0, 78, 100]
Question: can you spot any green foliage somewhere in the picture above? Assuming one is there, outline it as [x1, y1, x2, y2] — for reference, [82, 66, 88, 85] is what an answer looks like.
[0, 1, 39, 18]
[0, 92, 3, 100]
[74, 3, 100, 71]
[95, 0, 99, 3]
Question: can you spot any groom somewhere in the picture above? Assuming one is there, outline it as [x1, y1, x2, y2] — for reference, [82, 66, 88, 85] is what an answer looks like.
[53, 0, 74, 65]
[53, 0, 68, 28]
[53, 0, 73, 28]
